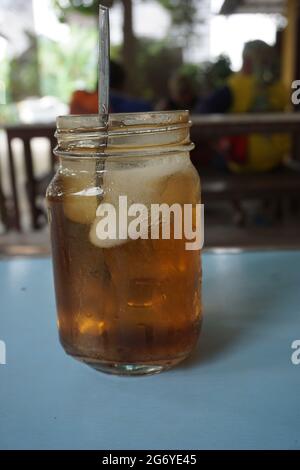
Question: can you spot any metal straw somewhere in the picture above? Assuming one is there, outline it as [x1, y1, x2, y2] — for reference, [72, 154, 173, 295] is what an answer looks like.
[96, 5, 110, 192]
[98, 4, 110, 127]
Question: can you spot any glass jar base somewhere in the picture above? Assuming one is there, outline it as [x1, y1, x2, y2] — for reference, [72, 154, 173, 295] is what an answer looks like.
[76, 356, 188, 376]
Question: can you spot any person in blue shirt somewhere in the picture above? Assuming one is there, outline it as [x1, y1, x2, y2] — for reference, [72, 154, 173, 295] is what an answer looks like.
[110, 61, 152, 113]
[70, 60, 152, 115]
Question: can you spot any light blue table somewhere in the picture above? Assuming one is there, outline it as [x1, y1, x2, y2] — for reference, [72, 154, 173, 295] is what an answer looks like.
[0, 251, 299, 450]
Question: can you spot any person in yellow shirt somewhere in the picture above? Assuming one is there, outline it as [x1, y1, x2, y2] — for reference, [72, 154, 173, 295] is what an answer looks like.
[197, 40, 290, 173]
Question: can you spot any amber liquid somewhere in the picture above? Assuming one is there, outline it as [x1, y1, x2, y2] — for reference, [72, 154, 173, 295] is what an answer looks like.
[47, 159, 202, 374]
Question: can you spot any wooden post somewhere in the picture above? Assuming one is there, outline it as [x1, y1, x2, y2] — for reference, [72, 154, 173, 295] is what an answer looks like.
[281, 0, 300, 160]
[295, 0, 300, 107]
[121, 0, 136, 93]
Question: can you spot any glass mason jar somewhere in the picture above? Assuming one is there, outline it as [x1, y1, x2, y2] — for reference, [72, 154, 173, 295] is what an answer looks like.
[47, 111, 202, 375]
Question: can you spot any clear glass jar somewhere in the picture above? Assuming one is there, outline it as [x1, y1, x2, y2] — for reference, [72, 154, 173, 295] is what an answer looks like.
[47, 111, 202, 375]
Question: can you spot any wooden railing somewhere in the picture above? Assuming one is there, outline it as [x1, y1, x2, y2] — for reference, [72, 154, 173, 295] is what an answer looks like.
[191, 112, 300, 137]
[2, 112, 300, 231]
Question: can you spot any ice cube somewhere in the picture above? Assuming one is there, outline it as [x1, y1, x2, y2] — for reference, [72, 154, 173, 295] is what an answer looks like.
[160, 164, 200, 206]
[62, 160, 100, 224]
[89, 155, 191, 248]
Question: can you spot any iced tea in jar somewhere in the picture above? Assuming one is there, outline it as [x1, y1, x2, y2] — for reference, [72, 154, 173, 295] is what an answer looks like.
[47, 111, 202, 375]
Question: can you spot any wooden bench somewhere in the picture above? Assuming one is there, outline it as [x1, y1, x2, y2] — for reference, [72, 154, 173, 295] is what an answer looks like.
[3, 113, 300, 231]
[191, 113, 300, 206]
[5, 124, 56, 231]
[200, 167, 300, 202]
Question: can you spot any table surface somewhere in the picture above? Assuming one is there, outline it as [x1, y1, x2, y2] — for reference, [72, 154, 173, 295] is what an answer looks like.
[0, 251, 299, 450]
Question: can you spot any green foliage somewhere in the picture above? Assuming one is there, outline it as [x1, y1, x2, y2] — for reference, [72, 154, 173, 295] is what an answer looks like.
[134, 37, 183, 99]
[9, 33, 40, 101]
[158, 0, 198, 27]
[51, 0, 204, 98]
[38, 26, 98, 103]
[0, 54, 9, 103]
[171, 57, 233, 99]
[177, 63, 202, 88]
[2, 1, 232, 109]
[200, 55, 233, 93]
[53, 0, 111, 21]
[53, 0, 197, 28]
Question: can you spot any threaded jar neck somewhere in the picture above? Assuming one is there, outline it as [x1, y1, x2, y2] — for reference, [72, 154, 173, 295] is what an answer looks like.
[54, 111, 194, 159]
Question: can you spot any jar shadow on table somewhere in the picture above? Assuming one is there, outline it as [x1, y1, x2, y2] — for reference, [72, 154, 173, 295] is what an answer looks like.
[178, 260, 284, 370]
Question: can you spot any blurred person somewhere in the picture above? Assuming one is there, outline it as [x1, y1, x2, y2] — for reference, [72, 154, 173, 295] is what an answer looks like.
[156, 71, 198, 112]
[0, 183, 8, 231]
[109, 61, 152, 113]
[69, 87, 98, 115]
[70, 60, 152, 114]
[197, 40, 290, 173]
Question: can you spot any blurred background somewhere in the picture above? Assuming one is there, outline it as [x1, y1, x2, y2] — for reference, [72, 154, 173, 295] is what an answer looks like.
[0, 0, 300, 254]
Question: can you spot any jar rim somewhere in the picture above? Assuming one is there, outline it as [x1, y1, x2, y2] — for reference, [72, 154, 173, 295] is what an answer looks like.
[56, 110, 190, 131]
[55, 111, 194, 158]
